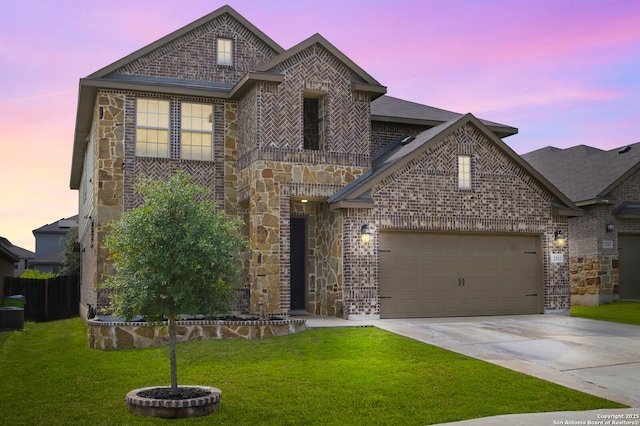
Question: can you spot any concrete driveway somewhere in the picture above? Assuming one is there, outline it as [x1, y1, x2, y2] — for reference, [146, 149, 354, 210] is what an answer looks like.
[373, 315, 640, 407]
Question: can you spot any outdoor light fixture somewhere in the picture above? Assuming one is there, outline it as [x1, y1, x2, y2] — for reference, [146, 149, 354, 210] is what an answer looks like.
[360, 224, 373, 243]
[606, 222, 615, 233]
[554, 229, 567, 247]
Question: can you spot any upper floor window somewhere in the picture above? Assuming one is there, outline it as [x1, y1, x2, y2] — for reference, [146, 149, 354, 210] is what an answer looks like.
[181, 102, 213, 161]
[136, 98, 170, 158]
[303, 95, 325, 150]
[217, 38, 233, 66]
[458, 155, 472, 190]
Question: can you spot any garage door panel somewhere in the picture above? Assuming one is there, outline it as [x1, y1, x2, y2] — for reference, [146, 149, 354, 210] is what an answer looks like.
[380, 232, 542, 318]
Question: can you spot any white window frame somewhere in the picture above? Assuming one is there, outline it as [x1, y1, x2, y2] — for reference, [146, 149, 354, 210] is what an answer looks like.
[458, 154, 472, 190]
[135, 98, 170, 158]
[181, 102, 213, 161]
[217, 38, 233, 66]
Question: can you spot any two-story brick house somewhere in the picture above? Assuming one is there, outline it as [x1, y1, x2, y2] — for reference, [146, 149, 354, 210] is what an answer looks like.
[70, 5, 580, 320]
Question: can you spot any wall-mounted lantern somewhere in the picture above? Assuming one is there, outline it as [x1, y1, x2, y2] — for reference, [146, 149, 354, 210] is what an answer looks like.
[606, 222, 615, 233]
[360, 224, 373, 243]
[554, 229, 567, 247]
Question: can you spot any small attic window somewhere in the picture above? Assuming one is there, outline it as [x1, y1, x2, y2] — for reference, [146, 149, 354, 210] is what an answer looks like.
[458, 155, 472, 190]
[217, 38, 233, 66]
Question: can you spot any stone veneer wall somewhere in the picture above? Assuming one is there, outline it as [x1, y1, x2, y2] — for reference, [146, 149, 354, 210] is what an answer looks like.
[87, 92, 126, 309]
[569, 169, 640, 305]
[86, 90, 243, 310]
[238, 160, 365, 315]
[235, 42, 373, 316]
[87, 318, 307, 350]
[569, 204, 618, 306]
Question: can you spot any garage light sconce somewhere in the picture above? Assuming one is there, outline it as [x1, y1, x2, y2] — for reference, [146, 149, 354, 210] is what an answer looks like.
[554, 229, 567, 247]
[360, 224, 373, 243]
[606, 222, 614, 233]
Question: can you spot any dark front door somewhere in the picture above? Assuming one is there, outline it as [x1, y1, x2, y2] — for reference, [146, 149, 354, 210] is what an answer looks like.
[290, 218, 306, 310]
[619, 234, 640, 299]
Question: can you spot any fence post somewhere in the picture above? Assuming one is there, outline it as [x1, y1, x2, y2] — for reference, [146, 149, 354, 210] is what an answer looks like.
[44, 279, 49, 321]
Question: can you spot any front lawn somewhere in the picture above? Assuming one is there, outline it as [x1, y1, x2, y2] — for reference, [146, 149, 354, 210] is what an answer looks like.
[0, 318, 624, 425]
[571, 300, 640, 325]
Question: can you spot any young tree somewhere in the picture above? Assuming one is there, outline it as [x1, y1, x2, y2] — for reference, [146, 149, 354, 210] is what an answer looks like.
[102, 171, 247, 395]
[61, 226, 81, 276]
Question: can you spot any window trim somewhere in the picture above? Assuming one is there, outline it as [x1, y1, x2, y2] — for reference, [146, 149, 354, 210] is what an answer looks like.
[458, 154, 472, 190]
[217, 38, 233, 66]
[180, 101, 214, 161]
[135, 98, 170, 158]
[303, 92, 326, 151]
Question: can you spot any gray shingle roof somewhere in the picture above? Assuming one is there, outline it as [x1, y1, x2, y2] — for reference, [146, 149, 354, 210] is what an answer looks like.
[371, 96, 518, 138]
[522, 142, 640, 203]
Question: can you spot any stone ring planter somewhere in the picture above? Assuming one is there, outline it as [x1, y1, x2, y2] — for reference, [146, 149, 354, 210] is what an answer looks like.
[125, 385, 221, 419]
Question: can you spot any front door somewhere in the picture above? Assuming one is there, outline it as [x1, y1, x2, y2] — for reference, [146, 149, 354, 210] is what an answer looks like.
[619, 234, 640, 299]
[290, 218, 306, 311]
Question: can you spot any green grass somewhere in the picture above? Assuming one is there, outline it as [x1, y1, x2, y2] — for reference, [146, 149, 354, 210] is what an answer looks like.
[571, 300, 640, 325]
[0, 319, 624, 425]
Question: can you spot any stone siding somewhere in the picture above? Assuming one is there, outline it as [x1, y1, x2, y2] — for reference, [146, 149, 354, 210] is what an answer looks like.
[569, 168, 640, 305]
[91, 92, 126, 308]
[87, 318, 306, 350]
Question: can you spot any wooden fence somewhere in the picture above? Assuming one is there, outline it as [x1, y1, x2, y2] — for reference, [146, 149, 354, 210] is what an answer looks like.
[2, 275, 80, 322]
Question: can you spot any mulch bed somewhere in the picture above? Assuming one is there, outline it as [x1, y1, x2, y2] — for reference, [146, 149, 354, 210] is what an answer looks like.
[138, 387, 211, 400]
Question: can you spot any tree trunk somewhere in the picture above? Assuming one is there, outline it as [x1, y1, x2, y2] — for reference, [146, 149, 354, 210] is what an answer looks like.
[169, 314, 178, 394]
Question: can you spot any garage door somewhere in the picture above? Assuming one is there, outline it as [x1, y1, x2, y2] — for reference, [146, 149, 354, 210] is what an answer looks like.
[379, 232, 542, 318]
[619, 235, 640, 299]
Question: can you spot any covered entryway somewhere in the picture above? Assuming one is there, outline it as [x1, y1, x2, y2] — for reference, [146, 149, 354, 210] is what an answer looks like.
[619, 234, 640, 300]
[379, 231, 542, 318]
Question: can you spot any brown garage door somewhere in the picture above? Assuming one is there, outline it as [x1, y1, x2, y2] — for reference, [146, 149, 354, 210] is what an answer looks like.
[619, 234, 640, 300]
[379, 232, 542, 318]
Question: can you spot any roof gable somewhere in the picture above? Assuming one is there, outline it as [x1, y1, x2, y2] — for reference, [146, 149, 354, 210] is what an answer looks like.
[330, 113, 576, 211]
[256, 33, 386, 98]
[87, 5, 283, 79]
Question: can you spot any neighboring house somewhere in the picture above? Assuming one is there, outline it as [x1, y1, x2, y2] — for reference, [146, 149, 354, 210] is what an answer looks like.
[31, 216, 78, 274]
[70, 5, 580, 320]
[0, 239, 20, 296]
[523, 143, 640, 305]
[0, 237, 34, 277]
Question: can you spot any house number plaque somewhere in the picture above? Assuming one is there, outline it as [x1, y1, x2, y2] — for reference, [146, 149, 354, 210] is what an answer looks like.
[551, 253, 564, 263]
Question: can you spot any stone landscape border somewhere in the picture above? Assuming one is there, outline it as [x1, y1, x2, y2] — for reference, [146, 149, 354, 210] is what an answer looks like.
[125, 385, 221, 419]
[87, 317, 307, 350]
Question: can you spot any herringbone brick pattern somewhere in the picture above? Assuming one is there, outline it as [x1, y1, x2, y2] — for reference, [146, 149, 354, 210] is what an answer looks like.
[112, 13, 279, 85]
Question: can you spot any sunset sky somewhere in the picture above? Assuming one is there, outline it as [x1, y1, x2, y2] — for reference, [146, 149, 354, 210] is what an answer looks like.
[1, 0, 639, 252]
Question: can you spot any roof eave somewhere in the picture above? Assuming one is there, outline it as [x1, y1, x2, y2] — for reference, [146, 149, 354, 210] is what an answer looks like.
[329, 200, 375, 210]
[575, 198, 616, 207]
[229, 71, 285, 99]
[351, 82, 387, 101]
